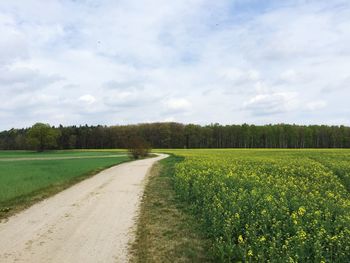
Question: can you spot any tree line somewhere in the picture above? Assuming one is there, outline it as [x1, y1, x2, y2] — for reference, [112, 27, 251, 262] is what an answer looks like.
[1, 122, 350, 150]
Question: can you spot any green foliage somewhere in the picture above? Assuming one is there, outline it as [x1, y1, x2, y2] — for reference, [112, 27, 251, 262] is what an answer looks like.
[311, 154, 350, 192]
[2, 123, 350, 150]
[27, 123, 60, 151]
[170, 149, 350, 262]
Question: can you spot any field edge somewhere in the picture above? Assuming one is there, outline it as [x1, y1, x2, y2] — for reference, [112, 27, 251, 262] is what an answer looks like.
[130, 155, 213, 263]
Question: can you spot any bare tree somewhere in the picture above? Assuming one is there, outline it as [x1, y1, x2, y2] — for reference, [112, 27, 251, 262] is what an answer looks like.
[127, 137, 151, 159]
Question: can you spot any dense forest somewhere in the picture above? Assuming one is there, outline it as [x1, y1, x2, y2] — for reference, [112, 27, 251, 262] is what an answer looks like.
[1, 123, 350, 150]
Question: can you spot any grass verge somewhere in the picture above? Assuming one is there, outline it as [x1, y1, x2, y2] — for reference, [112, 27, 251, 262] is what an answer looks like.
[130, 155, 213, 263]
[0, 156, 129, 220]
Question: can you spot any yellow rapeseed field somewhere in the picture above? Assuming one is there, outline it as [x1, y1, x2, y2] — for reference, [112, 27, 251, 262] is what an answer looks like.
[168, 149, 350, 262]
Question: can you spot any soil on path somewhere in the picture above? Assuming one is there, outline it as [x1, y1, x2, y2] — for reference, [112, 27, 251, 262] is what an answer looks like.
[0, 154, 167, 263]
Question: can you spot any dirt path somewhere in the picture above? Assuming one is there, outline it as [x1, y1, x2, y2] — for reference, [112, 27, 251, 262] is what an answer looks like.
[0, 154, 167, 263]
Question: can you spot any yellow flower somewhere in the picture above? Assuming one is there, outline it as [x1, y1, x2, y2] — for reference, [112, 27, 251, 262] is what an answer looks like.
[327, 192, 335, 198]
[247, 250, 253, 257]
[330, 235, 338, 241]
[238, 235, 244, 244]
[298, 206, 306, 216]
[298, 230, 307, 240]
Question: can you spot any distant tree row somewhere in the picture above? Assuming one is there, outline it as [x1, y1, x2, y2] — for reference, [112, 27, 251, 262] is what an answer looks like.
[1, 122, 350, 150]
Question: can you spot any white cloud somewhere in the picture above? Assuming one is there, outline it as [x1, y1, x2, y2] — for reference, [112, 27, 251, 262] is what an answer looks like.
[280, 69, 298, 83]
[220, 68, 260, 82]
[164, 117, 176, 122]
[244, 92, 299, 115]
[306, 100, 327, 111]
[78, 94, 96, 105]
[0, 14, 28, 64]
[0, 66, 62, 92]
[165, 98, 191, 112]
[0, 0, 349, 129]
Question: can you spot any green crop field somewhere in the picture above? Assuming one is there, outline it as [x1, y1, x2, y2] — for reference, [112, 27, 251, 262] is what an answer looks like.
[0, 149, 126, 159]
[0, 151, 129, 218]
[161, 149, 350, 262]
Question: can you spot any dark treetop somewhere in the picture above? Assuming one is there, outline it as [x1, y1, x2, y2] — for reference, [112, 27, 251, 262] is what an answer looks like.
[1, 122, 350, 150]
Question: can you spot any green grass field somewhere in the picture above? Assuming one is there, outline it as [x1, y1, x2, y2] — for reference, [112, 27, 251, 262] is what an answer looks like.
[0, 149, 126, 159]
[0, 151, 129, 218]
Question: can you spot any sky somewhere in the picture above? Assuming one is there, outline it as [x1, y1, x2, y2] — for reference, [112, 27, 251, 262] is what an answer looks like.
[0, 0, 350, 130]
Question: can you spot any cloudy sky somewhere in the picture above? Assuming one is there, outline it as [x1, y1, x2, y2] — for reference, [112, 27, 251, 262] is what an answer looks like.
[1, 0, 349, 130]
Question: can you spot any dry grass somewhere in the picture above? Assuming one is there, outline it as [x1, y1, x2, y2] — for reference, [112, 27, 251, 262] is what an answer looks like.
[130, 156, 213, 263]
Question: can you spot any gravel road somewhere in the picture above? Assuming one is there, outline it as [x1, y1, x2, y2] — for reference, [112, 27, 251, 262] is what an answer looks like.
[0, 154, 167, 263]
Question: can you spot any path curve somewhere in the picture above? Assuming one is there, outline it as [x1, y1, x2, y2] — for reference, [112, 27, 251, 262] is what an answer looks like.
[0, 154, 167, 263]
